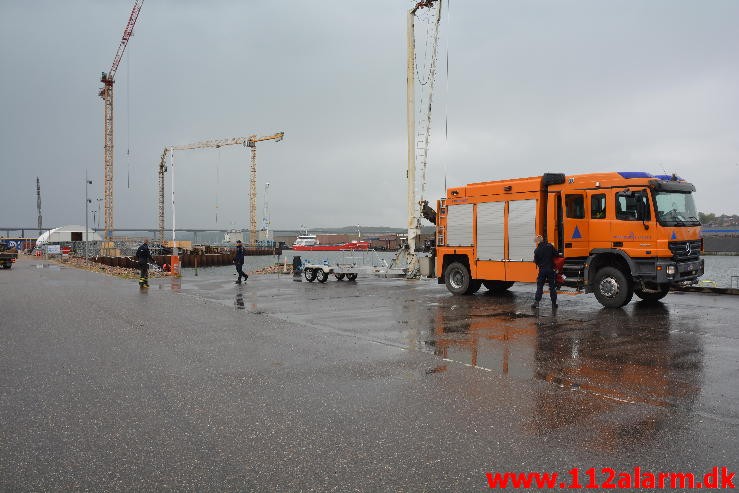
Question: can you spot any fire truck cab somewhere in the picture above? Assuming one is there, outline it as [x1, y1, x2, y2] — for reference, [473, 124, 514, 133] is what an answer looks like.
[433, 172, 704, 308]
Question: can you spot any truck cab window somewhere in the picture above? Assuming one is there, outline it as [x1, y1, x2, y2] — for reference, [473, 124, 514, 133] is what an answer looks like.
[565, 194, 584, 219]
[591, 194, 606, 219]
[616, 191, 650, 221]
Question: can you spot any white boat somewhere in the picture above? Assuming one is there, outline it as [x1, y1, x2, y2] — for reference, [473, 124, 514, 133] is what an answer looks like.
[293, 234, 318, 247]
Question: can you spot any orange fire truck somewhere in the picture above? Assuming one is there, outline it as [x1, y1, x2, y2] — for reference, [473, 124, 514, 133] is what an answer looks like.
[429, 172, 704, 308]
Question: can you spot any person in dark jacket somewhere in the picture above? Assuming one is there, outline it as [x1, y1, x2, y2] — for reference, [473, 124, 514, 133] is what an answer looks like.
[136, 239, 154, 288]
[233, 240, 248, 283]
[532, 234, 558, 309]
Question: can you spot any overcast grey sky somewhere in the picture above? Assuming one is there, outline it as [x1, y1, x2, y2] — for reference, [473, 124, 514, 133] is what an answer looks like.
[1, 0, 737, 232]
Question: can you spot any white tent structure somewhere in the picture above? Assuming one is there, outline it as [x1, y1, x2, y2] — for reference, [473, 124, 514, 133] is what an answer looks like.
[36, 225, 103, 246]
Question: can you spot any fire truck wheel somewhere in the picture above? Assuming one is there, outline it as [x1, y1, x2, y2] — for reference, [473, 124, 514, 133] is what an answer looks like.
[304, 268, 316, 282]
[593, 266, 633, 308]
[634, 284, 670, 302]
[335, 273, 346, 280]
[346, 273, 358, 281]
[316, 269, 329, 283]
[483, 280, 515, 293]
[445, 262, 472, 295]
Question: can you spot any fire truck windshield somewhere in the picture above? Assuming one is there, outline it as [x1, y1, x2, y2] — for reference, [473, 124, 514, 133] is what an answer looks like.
[654, 191, 700, 226]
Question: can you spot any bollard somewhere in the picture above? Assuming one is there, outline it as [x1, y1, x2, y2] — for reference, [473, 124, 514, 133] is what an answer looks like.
[194, 255, 198, 276]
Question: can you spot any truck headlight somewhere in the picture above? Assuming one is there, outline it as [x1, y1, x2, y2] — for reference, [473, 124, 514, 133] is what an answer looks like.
[666, 265, 676, 276]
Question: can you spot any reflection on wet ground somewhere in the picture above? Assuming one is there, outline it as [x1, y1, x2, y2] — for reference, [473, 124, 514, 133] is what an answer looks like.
[166, 269, 734, 453]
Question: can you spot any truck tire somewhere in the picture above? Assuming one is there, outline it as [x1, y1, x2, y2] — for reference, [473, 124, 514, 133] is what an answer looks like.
[593, 266, 633, 308]
[346, 273, 358, 281]
[635, 284, 670, 303]
[334, 273, 346, 280]
[445, 262, 473, 295]
[316, 269, 329, 283]
[2, 262, 11, 269]
[304, 268, 316, 282]
[483, 280, 514, 294]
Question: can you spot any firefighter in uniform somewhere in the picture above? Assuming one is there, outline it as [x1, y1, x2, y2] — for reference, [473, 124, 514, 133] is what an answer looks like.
[532, 234, 559, 309]
[233, 240, 249, 283]
[136, 239, 154, 288]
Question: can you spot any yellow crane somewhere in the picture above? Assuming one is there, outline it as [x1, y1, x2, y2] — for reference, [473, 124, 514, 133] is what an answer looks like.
[99, 0, 144, 241]
[157, 132, 284, 246]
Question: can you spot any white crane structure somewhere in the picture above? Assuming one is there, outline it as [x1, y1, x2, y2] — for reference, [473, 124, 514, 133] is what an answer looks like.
[401, 0, 442, 278]
[157, 132, 284, 246]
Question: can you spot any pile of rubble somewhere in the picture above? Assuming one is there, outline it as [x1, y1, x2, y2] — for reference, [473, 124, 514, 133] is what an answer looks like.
[56, 256, 169, 280]
[251, 263, 292, 275]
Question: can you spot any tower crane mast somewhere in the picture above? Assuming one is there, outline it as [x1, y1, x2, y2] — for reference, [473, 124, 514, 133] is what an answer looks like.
[157, 132, 284, 245]
[99, 0, 144, 241]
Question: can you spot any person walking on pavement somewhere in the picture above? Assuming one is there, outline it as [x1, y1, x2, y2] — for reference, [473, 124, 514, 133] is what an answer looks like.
[532, 234, 558, 309]
[233, 240, 249, 283]
[136, 238, 154, 288]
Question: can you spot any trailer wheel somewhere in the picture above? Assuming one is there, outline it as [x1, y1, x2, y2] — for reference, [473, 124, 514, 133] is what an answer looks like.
[445, 262, 473, 295]
[316, 269, 329, 283]
[346, 273, 358, 281]
[593, 266, 633, 308]
[304, 268, 316, 282]
[483, 280, 514, 294]
[335, 273, 346, 280]
[635, 284, 670, 303]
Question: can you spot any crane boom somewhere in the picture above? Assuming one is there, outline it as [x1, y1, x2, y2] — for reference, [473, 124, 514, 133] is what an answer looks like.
[99, 0, 144, 244]
[106, 0, 144, 81]
[157, 132, 285, 245]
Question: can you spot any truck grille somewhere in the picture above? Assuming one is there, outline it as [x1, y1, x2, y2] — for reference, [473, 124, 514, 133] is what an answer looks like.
[669, 240, 701, 261]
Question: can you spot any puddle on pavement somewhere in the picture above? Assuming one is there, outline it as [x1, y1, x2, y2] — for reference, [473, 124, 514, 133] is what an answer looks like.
[35, 263, 61, 271]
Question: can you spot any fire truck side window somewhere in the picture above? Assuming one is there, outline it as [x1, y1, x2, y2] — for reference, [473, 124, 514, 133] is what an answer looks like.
[616, 191, 651, 221]
[565, 194, 584, 219]
[591, 194, 606, 219]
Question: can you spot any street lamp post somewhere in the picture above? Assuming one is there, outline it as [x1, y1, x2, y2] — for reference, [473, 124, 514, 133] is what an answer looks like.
[85, 171, 92, 262]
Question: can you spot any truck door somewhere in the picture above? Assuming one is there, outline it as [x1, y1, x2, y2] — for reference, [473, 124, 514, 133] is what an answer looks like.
[587, 191, 610, 250]
[563, 193, 589, 257]
[613, 189, 653, 256]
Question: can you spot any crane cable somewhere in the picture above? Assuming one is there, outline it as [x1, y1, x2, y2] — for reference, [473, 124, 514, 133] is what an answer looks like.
[126, 43, 132, 189]
[215, 148, 220, 225]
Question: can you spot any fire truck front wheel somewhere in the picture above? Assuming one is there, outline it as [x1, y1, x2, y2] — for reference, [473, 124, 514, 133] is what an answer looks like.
[593, 266, 634, 308]
[445, 262, 473, 295]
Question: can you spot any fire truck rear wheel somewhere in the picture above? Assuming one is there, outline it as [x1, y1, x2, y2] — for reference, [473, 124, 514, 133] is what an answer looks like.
[634, 284, 670, 302]
[483, 280, 515, 294]
[316, 269, 329, 283]
[593, 266, 633, 308]
[304, 268, 316, 282]
[445, 262, 472, 295]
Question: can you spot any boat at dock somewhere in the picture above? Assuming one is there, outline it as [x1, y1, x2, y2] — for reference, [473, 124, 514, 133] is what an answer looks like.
[291, 239, 370, 251]
[291, 232, 370, 251]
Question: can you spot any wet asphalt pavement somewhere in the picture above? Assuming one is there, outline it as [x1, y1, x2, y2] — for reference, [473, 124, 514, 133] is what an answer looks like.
[1, 257, 737, 491]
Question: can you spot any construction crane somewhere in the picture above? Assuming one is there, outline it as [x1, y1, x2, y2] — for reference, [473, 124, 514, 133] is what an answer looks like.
[157, 132, 284, 245]
[99, 0, 144, 241]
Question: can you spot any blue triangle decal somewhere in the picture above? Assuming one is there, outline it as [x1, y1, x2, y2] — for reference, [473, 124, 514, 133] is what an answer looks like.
[671, 231, 677, 240]
[572, 225, 582, 239]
